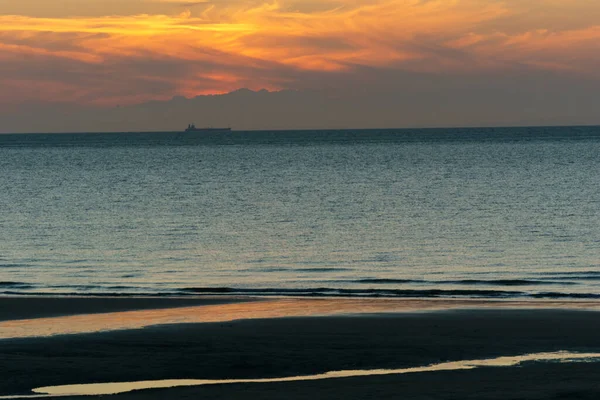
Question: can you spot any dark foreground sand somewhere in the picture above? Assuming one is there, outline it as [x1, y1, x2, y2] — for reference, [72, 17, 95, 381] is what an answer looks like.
[2, 300, 600, 399]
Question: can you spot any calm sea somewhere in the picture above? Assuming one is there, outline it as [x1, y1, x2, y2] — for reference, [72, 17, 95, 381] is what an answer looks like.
[1, 127, 599, 299]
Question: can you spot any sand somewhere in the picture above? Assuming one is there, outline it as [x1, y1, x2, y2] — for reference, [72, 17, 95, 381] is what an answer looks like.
[2, 297, 600, 399]
[0, 296, 252, 322]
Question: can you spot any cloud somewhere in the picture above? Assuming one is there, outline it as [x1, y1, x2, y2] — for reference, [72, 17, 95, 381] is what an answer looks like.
[0, 0, 600, 107]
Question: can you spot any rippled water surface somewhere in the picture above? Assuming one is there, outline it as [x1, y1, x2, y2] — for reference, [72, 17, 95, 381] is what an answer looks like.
[1, 127, 599, 299]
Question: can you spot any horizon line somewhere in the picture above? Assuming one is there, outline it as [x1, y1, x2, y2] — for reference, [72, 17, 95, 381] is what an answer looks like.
[1, 123, 600, 136]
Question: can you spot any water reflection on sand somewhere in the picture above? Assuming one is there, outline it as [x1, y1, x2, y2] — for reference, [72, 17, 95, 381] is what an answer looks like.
[2, 297, 600, 339]
[0, 352, 589, 398]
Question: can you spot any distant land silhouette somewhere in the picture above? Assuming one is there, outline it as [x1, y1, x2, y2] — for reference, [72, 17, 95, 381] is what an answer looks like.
[2, 81, 600, 133]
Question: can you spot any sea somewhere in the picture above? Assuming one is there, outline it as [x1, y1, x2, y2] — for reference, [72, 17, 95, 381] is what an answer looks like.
[1, 126, 599, 300]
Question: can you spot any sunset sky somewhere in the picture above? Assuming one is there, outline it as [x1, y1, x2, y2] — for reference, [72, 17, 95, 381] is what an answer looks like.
[1, 0, 600, 130]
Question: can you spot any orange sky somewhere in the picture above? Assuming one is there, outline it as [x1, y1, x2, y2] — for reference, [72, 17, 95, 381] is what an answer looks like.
[1, 0, 600, 106]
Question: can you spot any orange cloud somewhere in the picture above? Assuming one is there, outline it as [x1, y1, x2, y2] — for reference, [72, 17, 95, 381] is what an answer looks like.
[1, 0, 600, 105]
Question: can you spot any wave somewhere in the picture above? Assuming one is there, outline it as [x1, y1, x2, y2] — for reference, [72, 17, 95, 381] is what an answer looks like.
[446, 279, 576, 286]
[539, 270, 600, 276]
[180, 287, 525, 298]
[531, 292, 600, 299]
[541, 275, 600, 281]
[0, 281, 34, 289]
[179, 287, 600, 299]
[0, 264, 30, 269]
[2, 282, 598, 300]
[241, 267, 354, 273]
[355, 279, 422, 284]
[354, 278, 576, 286]
[302, 268, 354, 273]
[3, 286, 600, 300]
[0, 290, 184, 297]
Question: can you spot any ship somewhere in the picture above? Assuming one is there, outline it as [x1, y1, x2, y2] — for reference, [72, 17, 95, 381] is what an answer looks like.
[185, 124, 231, 133]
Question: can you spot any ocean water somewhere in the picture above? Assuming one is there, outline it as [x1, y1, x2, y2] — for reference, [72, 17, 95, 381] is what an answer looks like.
[1, 127, 599, 300]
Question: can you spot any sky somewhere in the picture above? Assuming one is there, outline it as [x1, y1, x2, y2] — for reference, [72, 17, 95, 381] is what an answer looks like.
[1, 0, 600, 131]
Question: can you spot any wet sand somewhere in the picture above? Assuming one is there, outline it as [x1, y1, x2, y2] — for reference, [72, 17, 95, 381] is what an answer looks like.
[0, 296, 251, 322]
[1, 297, 600, 399]
[90, 363, 600, 400]
[4, 297, 600, 340]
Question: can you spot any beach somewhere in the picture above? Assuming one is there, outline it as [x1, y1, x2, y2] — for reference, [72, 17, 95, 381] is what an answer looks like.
[2, 297, 600, 399]
[0, 296, 253, 322]
[3, 18, 600, 399]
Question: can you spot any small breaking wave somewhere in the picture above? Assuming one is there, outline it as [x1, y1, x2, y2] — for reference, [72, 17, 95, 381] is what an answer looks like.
[2, 284, 599, 300]
[355, 279, 422, 284]
[0, 282, 34, 289]
[180, 287, 525, 298]
[532, 292, 600, 299]
[302, 268, 354, 273]
[539, 271, 600, 276]
[178, 287, 600, 300]
[444, 279, 576, 286]
[353, 278, 576, 286]
[542, 275, 600, 281]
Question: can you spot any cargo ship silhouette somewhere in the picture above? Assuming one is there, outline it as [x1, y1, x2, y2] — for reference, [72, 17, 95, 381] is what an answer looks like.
[185, 124, 231, 133]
